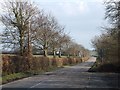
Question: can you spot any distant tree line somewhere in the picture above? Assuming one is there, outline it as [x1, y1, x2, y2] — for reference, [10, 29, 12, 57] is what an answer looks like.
[91, 0, 120, 66]
[0, 1, 89, 58]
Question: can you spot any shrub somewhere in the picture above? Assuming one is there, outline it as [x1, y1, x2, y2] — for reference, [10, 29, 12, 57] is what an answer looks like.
[2, 54, 84, 76]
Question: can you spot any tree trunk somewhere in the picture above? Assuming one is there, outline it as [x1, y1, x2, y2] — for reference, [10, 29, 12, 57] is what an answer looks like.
[58, 49, 61, 58]
[27, 21, 32, 57]
[20, 36, 24, 56]
[67, 54, 70, 58]
[53, 49, 56, 58]
[43, 41, 48, 57]
[44, 49, 48, 57]
[19, 26, 24, 56]
[27, 43, 33, 57]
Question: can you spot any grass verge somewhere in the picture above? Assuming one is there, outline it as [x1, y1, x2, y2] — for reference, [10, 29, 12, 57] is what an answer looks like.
[2, 73, 29, 84]
[1, 63, 80, 84]
[1, 66, 63, 84]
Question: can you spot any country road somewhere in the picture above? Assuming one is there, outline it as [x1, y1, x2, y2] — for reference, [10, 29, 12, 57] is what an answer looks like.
[1, 57, 120, 89]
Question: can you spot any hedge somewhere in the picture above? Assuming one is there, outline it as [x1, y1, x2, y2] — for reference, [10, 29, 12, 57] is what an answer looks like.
[2, 55, 83, 76]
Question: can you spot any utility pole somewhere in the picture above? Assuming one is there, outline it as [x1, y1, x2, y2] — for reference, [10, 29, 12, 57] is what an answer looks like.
[27, 20, 32, 56]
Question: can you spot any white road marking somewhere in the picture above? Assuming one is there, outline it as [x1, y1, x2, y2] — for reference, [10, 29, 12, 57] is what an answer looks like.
[30, 81, 42, 88]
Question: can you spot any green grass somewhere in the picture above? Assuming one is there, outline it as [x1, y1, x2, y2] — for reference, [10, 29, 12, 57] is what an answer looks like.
[1, 66, 64, 84]
[2, 54, 17, 56]
[2, 73, 29, 84]
[2, 54, 74, 59]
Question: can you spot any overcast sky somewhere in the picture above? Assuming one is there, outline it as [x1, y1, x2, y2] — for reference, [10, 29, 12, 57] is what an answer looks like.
[33, 0, 106, 50]
[0, 0, 107, 50]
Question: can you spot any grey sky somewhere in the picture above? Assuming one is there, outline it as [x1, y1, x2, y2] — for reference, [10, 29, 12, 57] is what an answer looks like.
[0, 0, 106, 50]
[34, 0, 106, 50]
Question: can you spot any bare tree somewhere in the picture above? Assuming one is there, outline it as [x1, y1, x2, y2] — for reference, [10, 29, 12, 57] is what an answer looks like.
[104, 0, 120, 60]
[34, 14, 61, 57]
[0, 1, 40, 56]
[62, 39, 89, 58]
[57, 33, 71, 58]
[105, 1, 120, 28]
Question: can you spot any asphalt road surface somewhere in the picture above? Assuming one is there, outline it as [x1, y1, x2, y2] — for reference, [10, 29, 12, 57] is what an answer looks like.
[1, 57, 120, 89]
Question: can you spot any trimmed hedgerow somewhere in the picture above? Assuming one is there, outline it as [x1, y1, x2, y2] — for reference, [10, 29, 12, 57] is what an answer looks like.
[2, 55, 84, 76]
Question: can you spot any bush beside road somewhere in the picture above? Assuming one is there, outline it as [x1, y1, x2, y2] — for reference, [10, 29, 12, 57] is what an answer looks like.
[1, 54, 89, 84]
[88, 58, 120, 73]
